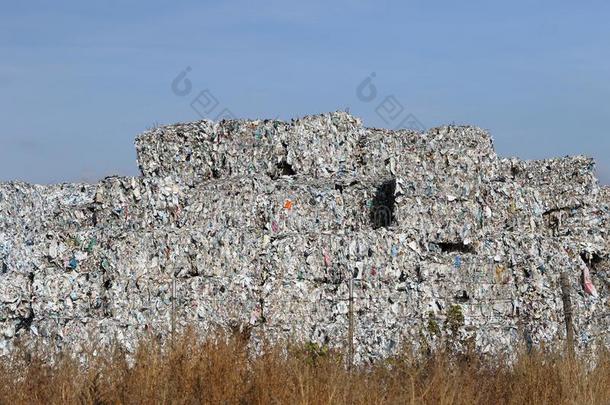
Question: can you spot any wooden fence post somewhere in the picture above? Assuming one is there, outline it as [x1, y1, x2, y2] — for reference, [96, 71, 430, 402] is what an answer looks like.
[348, 277, 354, 371]
[559, 272, 574, 356]
[171, 277, 176, 344]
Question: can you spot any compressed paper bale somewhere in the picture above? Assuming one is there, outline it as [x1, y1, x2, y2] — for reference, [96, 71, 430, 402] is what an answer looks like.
[600, 186, 610, 210]
[180, 275, 260, 328]
[0, 183, 96, 278]
[501, 156, 599, 212]
[489, 186, 547, 237]
[354, 128, 420, 180]
[0, 183, 58, 235]
[276, 112, 364, 179]
[136, 112, 364, 183]
[93, 175, 385, 235]
[243, 228, 528, 356]
[350, 286, 421, 362]
[90, 228, 263, 335]
[546, 206, 601, 240]
[1, 112, 609, 361]
[261, 278, 349, 346]
[550, 188, 610, 250]
[344, 235, 510, 359]
[392, 196, 482, 245]
[0, 182, 95, 233]
[28, 317, 128, 355]
[210, 119, 287, 179]
[0, 184, 52, 274]
[358, 125, 497, 181]
[492, 236, 570, 345]
[135, 120, 219, 181]
[0, 272, 32, 323]
[31, 268, 103, 320]
[250, 176, 373, 234]
[182, 176, 366, 235]
[72, 218, 600, 360]
[92, 176, 182, 231]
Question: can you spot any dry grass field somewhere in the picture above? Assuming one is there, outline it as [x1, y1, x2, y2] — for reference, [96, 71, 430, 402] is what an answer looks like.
[0, 330, 608, 404]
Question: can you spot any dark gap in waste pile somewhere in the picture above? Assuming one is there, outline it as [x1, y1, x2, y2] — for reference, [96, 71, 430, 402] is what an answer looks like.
[580, 252, 606, 274]
[274, 161, 296, 178]
[370, 179, 396, 229]
[437, 241, 475, 254]
[89, 206, 98, 226]
[455, 290, 470, 303]
[542, 206, 583, 236]
[14, 271, 36, 333]
[415, 266, 423, 283]
[542, 205, 582, 217]
[15, 310, 34, 333]
[336, 180, 360, 194]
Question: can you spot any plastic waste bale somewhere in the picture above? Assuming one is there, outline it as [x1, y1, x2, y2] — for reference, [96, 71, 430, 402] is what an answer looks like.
[0, 112, 609, 362]
[135, 112, 365, 184]
[0, 272, 32, 354]
[502, 156, 598, 212]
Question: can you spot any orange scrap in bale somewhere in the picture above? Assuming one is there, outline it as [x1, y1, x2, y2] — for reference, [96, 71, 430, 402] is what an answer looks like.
[283, 199, 293, 209]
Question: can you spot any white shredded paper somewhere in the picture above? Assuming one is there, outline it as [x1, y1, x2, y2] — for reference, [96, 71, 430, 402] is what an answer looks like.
[0, 112, 608, 361]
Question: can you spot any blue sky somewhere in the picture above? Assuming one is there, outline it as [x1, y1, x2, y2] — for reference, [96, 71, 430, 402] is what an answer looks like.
[1, 1, 609, 184]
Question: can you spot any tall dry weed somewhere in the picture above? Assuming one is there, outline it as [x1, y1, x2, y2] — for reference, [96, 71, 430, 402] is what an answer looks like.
[0, 330, 607, 404]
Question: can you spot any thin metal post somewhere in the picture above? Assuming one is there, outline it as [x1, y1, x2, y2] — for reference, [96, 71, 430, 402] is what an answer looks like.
[560, 272, 574, 356]
[348, 277, 354, 371]
[171, 277, 176, 343]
